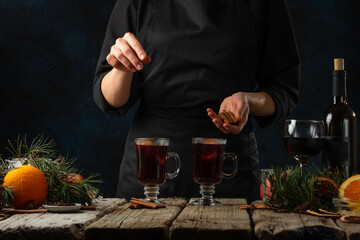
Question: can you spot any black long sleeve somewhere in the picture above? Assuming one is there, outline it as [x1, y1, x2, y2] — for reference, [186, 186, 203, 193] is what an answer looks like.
[93, 0, 300, 125]
[93, 0, 141, 116]
[253, 0, 300, 128]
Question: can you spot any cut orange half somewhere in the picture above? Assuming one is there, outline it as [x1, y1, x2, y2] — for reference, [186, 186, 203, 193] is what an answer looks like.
[339, 174, 360, 200]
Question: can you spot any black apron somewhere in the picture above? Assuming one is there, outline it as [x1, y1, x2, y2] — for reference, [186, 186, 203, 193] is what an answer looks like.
[117, 0, 261, 203]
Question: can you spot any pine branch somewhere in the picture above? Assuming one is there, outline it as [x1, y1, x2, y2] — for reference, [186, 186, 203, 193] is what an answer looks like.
[265, 165, 344, 212]
[1, 134, 103, 207]
[0, 156, 14, 208]
[5, 134, 58, 160]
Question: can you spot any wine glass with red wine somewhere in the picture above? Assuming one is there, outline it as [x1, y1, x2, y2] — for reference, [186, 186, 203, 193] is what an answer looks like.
[192, 138, 238, 205]
[136, 138, 181, 203]
[284, 120, 324, 176]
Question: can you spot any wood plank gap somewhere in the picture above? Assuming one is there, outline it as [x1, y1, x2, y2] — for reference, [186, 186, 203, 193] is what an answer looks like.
[170, 198, 251, 240]
[85, 197, 188, 240]
[163, 198, 190, 239]
[246, 208, 256, 240]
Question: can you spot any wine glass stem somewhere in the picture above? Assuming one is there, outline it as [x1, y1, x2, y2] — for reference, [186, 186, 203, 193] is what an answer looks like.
[144, 185, 159, 202]
[200, 185, 215, 200]
[300, 162, 307, 176]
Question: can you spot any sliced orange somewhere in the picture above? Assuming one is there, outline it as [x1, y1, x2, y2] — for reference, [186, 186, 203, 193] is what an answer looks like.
[339, 174, 360, 200]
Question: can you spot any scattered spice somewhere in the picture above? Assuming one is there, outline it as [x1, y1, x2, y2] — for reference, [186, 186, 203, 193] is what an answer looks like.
[293, 201, 312, 213]
[340, 216, 360, 223]
[129, 198, 166, 209]
[44, 200, 76, 206]
[306, 209, 341, 219]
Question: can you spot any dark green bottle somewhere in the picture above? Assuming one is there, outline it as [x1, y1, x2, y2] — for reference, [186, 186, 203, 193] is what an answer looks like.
[322, 58, 357, 177]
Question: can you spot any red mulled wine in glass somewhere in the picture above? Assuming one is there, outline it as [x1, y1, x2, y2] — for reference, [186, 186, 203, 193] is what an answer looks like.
[192, 138, 238, 205]
[136, 138, 180, 203]
[284, 120, 324, 176]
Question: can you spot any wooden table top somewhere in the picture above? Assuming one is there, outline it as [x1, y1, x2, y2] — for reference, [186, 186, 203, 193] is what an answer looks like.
[1, 198, 359, 240]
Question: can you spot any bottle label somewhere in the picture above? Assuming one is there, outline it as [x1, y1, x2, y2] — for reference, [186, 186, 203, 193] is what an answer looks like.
[323, 136, 350, 177]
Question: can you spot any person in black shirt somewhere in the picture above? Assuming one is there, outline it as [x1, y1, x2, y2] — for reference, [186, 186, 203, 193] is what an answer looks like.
[93, 0, 300, 203]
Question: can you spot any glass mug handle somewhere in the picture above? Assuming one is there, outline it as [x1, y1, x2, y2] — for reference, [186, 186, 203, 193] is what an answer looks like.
[166, 152, 181, 179]
[222, 152, 238, 179]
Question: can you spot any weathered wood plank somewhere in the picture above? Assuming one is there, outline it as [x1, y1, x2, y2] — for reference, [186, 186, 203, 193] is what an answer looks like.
[336, 219, 360, 240]
[0, 198, 126, 240]
[299, 214, 345, 240]
[253, 210, 346, 240]
[253, 210, 304, 240]
[170, 198, 251, 240]
[85, 197, 188, 240]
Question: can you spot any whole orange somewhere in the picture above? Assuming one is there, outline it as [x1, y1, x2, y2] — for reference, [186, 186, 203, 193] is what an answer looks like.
[3, 165, 48, 209]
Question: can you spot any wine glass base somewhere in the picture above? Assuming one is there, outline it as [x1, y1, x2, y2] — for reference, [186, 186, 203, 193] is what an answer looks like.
[192, 184, 221, 206]
[144, 185, 162, 203]
[192, 198, 221, 206]
[145, 198, 166, 204]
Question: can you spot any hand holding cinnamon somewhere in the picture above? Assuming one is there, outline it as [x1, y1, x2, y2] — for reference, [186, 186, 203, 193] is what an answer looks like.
[219, 110, 239, 125]
[207, 92, 276, 134]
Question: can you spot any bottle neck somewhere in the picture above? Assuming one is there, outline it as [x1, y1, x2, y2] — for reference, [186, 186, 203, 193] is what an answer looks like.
[332, 70, 347, 103]
[333, 96, 347, 104]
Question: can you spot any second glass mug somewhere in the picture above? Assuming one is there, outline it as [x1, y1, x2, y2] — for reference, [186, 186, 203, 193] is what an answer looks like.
[135, 138, 181, 203]
[192, 137, 238, 205]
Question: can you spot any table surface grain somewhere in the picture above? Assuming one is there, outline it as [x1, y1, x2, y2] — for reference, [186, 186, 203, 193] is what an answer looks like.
[1, 198, 359, 240]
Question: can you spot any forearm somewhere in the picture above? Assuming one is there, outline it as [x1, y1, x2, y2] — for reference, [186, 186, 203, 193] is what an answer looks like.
[101, 68, 133, 108]
[246, 92, 276, 117]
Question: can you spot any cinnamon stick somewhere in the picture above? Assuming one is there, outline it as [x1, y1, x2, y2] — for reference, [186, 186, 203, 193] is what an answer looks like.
[2, 209, 48, 214]
[80, 205, 97, 211]
[225, 110, 238, 124]
[130, 198, 166, 209]
[240, 205, 252, 210]
[129, 203, 141, 209]
[306, 209, 341, 219]
[253, 203, 267, 209]
[318, 208, 339, 215]
[219, 110, 238, 125]
[340, 216, 360, 223]
[219, 112, 231, 123]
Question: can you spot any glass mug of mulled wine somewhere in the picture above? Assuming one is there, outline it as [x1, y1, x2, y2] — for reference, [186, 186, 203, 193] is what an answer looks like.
[192, 137, 238, 205]
[135, 138, 181, 203]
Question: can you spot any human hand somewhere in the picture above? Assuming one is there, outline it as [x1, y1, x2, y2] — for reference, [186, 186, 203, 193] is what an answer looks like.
[207, 92, 250, 134]
[107, 32, 151, 73]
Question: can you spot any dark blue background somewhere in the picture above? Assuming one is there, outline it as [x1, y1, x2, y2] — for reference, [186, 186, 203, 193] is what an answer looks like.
[0, 0, 359, 197]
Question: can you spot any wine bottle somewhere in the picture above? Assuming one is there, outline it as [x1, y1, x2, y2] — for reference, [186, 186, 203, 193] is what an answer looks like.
[322, 58, 357, 177]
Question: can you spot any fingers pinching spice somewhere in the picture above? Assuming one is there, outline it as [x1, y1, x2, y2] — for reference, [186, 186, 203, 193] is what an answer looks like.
[219, 110, 239, 125]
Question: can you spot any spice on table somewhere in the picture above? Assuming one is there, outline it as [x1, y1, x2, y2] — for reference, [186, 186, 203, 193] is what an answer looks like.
[240, 205, 252, 210]
[129, 198, 166, 209]
[80, 205, 97, 211]
[340, 216, 360, 223]
[293, 201, 312, 213]
[318, 208, 339, 215]
[253, 203, 267, 209]
[2, 209, 48, 214]
[129, 203, 141, 209]
[306, 209, 341, 219]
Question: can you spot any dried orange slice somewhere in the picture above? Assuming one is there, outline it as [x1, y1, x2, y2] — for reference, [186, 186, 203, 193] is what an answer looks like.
[314, 176, 338, 199]
[339, 174, 360, 200]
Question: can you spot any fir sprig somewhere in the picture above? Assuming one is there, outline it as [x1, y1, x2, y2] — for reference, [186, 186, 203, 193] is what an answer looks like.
[1, 134, 102, 207]
[0, 157, 14, 208]
[5, 134, 58, 161]
[264, 165, 347, 212]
